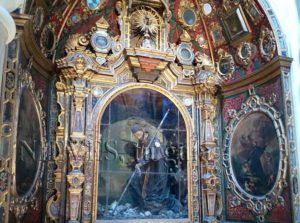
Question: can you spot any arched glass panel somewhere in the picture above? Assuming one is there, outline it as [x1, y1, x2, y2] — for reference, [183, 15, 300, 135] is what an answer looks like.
[97, 89, 188, 220]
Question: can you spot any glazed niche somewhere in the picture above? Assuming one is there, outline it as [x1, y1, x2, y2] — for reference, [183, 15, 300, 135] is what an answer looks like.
[97, 88, 188, 220]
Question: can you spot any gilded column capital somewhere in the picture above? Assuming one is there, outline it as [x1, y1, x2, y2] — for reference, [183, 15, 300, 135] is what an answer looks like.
[57, 53, 96, 81]
[193, 70, 222, 95]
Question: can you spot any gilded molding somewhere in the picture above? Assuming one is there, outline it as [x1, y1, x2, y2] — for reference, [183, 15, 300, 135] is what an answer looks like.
[90, 83, 197, 222]
[221, 56, 292, 96]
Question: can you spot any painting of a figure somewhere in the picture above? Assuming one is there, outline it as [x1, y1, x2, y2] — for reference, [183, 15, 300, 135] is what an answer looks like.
[97, 89, 188, 220]
[231, 112, 280, 196]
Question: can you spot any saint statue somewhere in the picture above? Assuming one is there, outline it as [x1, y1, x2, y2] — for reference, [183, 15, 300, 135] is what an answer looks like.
[126, 124, 182, 214]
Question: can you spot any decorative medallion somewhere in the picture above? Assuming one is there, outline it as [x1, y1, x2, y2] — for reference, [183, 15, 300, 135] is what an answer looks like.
[91, 31, 112, 53]
[111, 40, 124, 56]
[259, 26, 277, 62]
[131, 8, 158, 38]
[179, 1, 198, 29]
[223, 87, 287, 222]
[183, 8, 196, 26]
[40, 23, 56, 57]
[210, 22, 226, 47]
[176, 43, 194, 66]
[176, 31, 194, 66]
[244, 0, 264, 25]
[68, 13, 81, 26]
[202, 3, 213, 16]
[131, 7, 159, 49]
[235, 42, 257, 68]
[197, 34, 208, 48]
[217, 49, 235, 80]
[86, 0, 101, 10]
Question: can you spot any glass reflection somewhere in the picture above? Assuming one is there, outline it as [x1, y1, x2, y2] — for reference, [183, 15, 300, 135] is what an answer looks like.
[181, 48, 192, 60]
[87, 0, 101, 10]
[16, 88, 41, 196]
[97, 89, 188, 220]
[183, 9, 196, 26]
[95, 36, 108, 48]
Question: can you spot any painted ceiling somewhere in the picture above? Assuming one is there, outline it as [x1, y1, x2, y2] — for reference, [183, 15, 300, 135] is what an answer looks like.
[26, 0, 278, 85]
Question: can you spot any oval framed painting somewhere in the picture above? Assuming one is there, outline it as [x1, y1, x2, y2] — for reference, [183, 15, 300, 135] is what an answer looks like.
[12, 71, 46, 202]
[223, 92, 287, 220]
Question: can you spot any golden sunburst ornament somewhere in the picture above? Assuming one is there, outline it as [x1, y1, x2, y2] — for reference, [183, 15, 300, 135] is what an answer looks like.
[131, 8, 159, 39]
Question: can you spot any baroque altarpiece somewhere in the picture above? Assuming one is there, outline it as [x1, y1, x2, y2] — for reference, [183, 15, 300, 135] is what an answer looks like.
[0, 0, 298, 223]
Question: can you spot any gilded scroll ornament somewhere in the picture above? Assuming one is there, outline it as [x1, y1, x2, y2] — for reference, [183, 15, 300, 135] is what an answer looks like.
[259, 26, 277, 62]
[217, 49, 235, 81]
[195, 51, 213, 71]
[235, 41, 257, 68]
[40, 23, 57, 58]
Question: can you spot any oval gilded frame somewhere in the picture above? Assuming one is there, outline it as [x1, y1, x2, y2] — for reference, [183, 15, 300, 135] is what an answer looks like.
[178, 1, 198, 30]
[11, 70, 46, 206]
[223, 90, 287, 222]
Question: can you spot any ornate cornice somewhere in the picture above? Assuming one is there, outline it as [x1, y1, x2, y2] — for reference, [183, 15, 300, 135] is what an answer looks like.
[221, 56, 293, 96]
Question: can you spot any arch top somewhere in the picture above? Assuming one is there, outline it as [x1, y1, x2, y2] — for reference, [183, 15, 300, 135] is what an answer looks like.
[91, 82, 194, 133]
